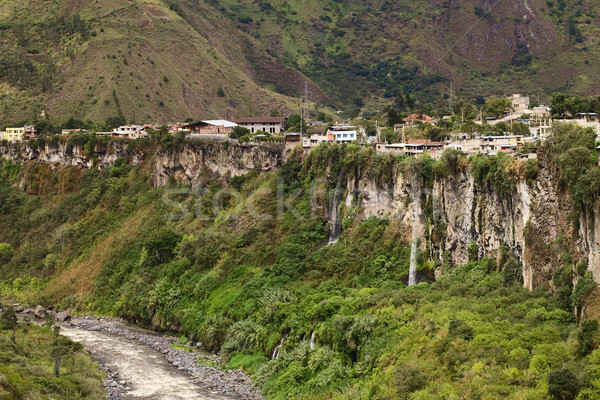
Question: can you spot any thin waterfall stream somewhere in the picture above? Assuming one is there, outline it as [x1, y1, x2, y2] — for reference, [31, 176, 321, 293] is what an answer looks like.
[408, 185, 421, 286]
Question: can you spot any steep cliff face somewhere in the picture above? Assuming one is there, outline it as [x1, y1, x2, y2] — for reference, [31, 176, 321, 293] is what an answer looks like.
[1, 140, 598, 288]
[153, 142, 284, 188]
[330, 154, 598, 289]
[0, 141, 284, 189]
[0, 141, 145, 169]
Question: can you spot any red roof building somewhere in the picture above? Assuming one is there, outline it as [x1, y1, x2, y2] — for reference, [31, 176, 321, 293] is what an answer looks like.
[403, 114, 435, 124]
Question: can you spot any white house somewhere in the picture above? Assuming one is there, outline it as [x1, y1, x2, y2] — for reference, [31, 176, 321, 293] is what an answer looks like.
[112, 125, 147, 139]
[328, 125, 358, 143]
[236, 117, 287, 134]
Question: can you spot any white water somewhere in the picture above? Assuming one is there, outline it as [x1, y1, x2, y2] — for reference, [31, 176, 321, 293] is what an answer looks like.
[272, 336, 286, 360]
[309, 331, 316, 350]
[61, 327, 227, 400]
[464, 174, 475, 235]
[328, 176, 344, 245]
[519, 181, 531, 225]
[408, 187, 421, 286]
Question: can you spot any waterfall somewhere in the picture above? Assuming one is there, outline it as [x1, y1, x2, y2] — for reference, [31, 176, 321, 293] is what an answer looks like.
[464, 174, 475, 235]
[328, 172, 345, 245]
[271, 336, 286, 360]
[310, 331, 316, 350]
[519, 181, 531, 225]
[408, 186, 421, 286]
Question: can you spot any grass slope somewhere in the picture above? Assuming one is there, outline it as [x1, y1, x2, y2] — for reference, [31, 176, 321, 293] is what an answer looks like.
[0, 321, 105, 400]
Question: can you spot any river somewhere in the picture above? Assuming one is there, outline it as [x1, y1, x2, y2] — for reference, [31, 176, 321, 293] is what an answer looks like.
[61, 326, 231, 400]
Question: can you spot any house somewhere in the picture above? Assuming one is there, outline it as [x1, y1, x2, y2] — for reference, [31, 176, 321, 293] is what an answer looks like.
[302, 129, 328, 148]
[479, 136, 523, 154]
[24, 125, 36, 139]
[577, 113, 598, 122]
[0, 131, 5, 140]
[284, 133, 301, 149]
[112, 125, 147, 139]
[376, 140, 443, 157]
[327, 125, 358, 143]
[5, 127, 26, 142]
[403, 114, 436, 125]
[404, 140, 444, 156]
[531, 106, 551, 118]
[184, 120, 237, 134]
[236, 117, 287, 134]
[168, 123, 190, 133]
[61, 129, 90, 135]
[510, 94, 529, 113]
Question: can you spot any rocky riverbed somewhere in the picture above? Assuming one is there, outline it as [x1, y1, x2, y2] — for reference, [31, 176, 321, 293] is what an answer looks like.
[61, 316, 263, 400]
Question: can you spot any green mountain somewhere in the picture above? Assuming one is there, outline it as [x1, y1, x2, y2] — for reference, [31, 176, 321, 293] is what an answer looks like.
[0, 0, 599, 123]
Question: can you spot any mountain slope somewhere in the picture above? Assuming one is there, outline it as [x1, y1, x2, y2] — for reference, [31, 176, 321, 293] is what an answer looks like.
[0, 0, 598, 124]
[0, 0, 311, 124]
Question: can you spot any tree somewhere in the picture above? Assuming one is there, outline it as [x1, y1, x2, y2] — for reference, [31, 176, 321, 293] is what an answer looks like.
[452, 98, 476, 120]
[230, 126, 250, 140]
[0, 307, 18, 342]
[572, 271, 597, 322]
[511, 122, 530, 136]
[577, 319, 599, 357]
[394, 364, 425, 398]
[0, 242, 14, 263]
[105, 115, 126, 130]
[51, 336, 83, 377]
[547, 368, 580, 400]
[285, 114, 305, 132]
[425, 127, 447, 142]
[217, 86, 225, 97]
[484, 97, 512, 118]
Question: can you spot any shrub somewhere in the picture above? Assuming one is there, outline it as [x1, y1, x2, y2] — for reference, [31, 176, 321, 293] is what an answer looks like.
[448, 318, 474, 341]
[394, 364, 426, 398]
[503, 258, 524, 286]
[547, 368, 580, 400]
[578, 320, 599, 357]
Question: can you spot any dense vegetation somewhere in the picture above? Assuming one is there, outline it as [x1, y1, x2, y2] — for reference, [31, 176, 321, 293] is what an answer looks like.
[0, 309, 105, 399]
[1, 135, 600, 398]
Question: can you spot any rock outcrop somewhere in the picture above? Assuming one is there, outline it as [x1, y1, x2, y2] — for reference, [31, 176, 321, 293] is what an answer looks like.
[0, 141, 145, 169]
[153, 141, 283, 188]
[326, 153, 598, 289]
[1, 139, 598, 289]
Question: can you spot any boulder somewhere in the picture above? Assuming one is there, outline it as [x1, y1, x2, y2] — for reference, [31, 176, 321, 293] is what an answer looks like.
[34, 305, 46, 318]
[55, 310, 71, 322]
[20, 308, 32, 314]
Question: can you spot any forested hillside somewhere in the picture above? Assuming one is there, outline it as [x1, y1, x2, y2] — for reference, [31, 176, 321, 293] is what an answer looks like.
[0, 0, 599, 124]
[1, 131, 600, 398]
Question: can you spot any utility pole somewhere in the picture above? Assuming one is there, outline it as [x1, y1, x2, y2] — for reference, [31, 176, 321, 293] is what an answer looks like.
[301, 81, 309, 140]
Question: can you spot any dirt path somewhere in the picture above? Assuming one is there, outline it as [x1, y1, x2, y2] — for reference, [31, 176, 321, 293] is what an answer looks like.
[62, 326, 230, 400]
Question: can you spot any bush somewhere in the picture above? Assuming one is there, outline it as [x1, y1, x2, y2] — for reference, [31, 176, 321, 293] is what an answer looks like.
[503, 258, 524, 286]
[0, 242, 14, 263]
[394, 364, 426, 398]
[547, 368, 580, 400]
[578, 320, 599, 357]
[448, 318, 474, 341]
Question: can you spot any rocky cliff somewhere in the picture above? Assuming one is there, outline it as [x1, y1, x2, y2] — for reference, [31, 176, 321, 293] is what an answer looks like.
[0, 140, 284, 188]
[153, 142, 284, 188]
[0, 140, 145, 169]
[323, 153, 599, 290]
[1, 140, 598, 289]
